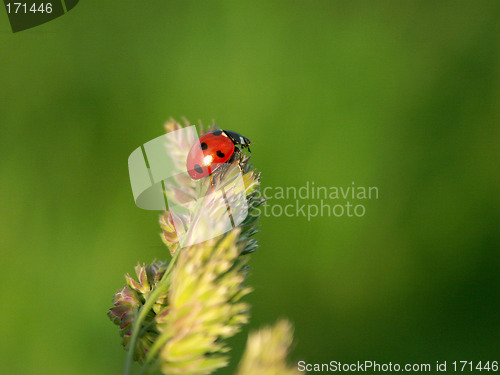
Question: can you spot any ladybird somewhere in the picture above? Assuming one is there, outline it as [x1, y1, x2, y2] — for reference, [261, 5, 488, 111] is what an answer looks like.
[186, 129, 251, 180]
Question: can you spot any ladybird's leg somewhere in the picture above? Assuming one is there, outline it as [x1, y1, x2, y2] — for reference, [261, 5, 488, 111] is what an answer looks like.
[211, 162, 226, 188]
[237, 144, 250, 156]
[232, 147, 246, 171]
[211, 148, 244, 187]
[208, 174, 216, 193]
[232, 147, 242, 161]
[222, 149, 240, 174]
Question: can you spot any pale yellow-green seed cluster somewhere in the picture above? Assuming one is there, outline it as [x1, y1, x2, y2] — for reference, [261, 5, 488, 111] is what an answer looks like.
[236, 321, 303, 375]
[156, 230, 252, 375]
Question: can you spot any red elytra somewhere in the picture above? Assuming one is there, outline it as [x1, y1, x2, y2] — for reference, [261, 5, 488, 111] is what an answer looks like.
[186, 129, 251, 180]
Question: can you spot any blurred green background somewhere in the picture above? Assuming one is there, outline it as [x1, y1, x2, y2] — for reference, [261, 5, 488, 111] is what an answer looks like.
[1, 1, 499, 374]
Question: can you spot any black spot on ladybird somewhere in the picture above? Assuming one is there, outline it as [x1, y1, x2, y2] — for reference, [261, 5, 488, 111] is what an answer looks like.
[194, 164, 203, 174]
[200, 142, 208, 150]
[212, 130, 223, 136]
[216, 150, 225, 158]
